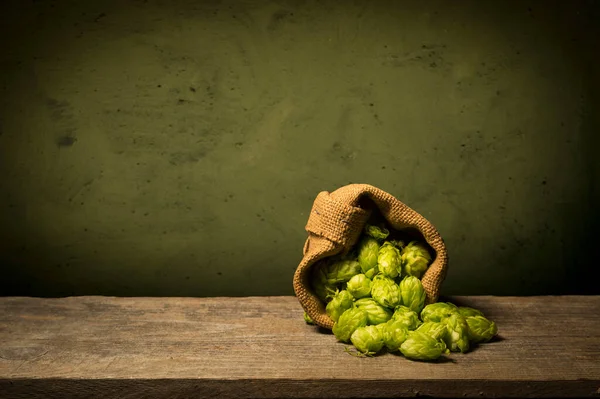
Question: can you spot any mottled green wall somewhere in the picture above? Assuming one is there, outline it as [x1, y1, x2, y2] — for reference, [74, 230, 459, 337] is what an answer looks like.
[1, 0, 598, 297]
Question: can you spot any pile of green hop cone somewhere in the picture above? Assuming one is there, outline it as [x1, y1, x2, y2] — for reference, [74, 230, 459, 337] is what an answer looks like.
[303, 224, 498, 360]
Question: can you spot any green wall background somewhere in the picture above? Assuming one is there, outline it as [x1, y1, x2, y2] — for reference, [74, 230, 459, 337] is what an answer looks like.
[1, 0, 598, 297]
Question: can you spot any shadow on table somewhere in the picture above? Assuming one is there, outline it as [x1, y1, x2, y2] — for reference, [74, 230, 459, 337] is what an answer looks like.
[467, 335, 506, 354]
[388, 352, 457, 363]
[316, 326, 334, 335]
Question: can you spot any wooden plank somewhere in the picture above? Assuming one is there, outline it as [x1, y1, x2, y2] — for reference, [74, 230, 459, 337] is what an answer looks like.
[0, 296, 599, 398]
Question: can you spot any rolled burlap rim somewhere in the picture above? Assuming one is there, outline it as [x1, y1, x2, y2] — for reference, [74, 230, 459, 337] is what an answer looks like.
[293, 183, 449, 329]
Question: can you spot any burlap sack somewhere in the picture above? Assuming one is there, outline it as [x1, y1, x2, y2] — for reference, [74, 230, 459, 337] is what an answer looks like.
[293, 184, 448, 329]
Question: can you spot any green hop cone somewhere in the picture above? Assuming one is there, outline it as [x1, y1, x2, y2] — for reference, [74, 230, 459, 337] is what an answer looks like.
[400, 241, 432, 279]
[312, 278, 332, 303]
[323, 259, 361, 285]
[365, 224, 390, 241]
[326, 290, 354, 323]
[457, 306, 485, 318]
[421, 302, 458, 322]
[382, 320, 409, 352]
[375, 322, 388, 335]
[371, 275, 401, 308]
[358, 237, 380, 276]
[311, 266, 337, 303]
[391, 305, 422, 330]
[350, 325, 385, 355]
[332, 307, 368, 343]
[354, 298, 393, 325]
[400, 331, 448, 361]
[346, 274, 372, 299]
[416, 321, 447, 340]
[466, 315, 498, 343]
[378, 242, 402, 278]
[303, 312, 315, 325]
[399, 276, 426, 314]
[442, 314, 470, 353]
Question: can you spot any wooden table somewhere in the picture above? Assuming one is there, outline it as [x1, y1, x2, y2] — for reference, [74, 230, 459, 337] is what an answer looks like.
[0, 296, 598, 398]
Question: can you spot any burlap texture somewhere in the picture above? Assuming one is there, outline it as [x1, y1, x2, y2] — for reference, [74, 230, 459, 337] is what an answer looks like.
[293, 184, 449, 329]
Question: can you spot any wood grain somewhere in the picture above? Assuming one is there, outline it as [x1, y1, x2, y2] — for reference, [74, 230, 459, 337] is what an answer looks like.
[0, 296, 599, 398]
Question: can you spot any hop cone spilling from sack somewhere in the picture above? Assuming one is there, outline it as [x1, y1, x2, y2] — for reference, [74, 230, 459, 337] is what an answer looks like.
[302, 223, 498, 361]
